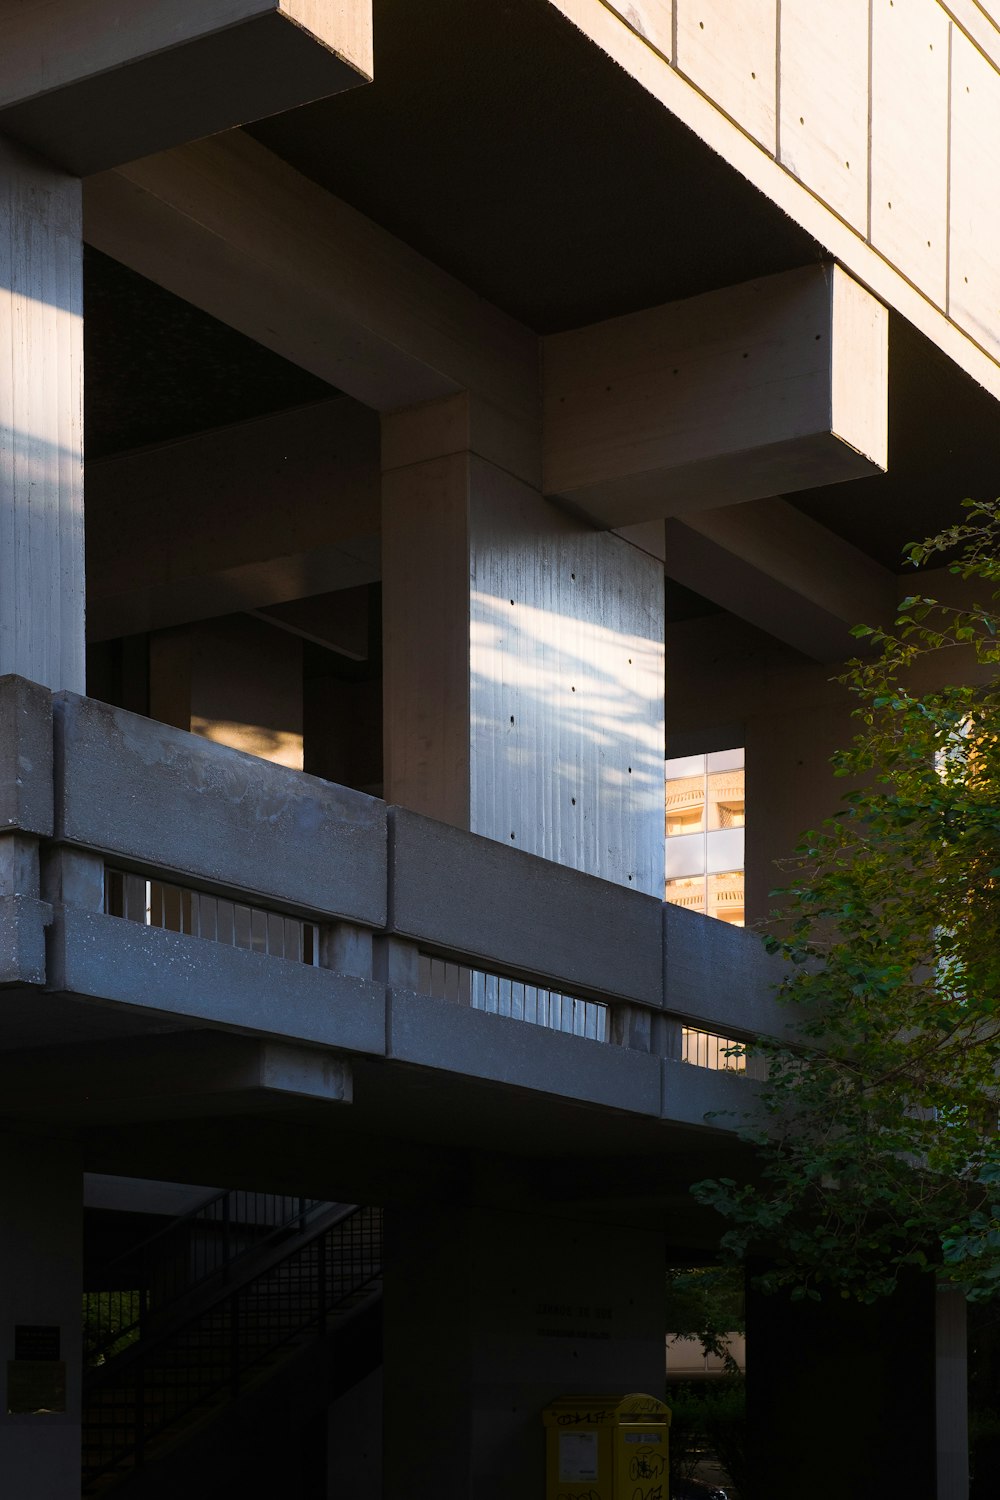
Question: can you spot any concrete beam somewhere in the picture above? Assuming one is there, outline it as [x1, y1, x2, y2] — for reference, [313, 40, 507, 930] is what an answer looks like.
[0, 1032, 353, 1121]
[543, 263, 888, 527]
[0, 0, 372, 175]
[86, 399, 381, 642]
[664, 497, 898, 661]
[84, 133, 538, 418]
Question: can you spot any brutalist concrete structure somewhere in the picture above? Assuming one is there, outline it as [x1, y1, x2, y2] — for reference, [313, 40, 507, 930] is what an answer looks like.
[0, 3, 995, 1495]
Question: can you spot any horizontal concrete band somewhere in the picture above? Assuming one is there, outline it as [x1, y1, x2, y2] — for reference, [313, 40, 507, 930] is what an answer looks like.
[53, 692, 388, 926]
[388, 807, 664, 1007]
[46, 908, 750, 1125]
[0, 677, 789, 1044]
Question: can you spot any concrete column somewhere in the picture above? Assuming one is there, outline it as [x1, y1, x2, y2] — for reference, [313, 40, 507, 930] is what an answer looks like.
[937, 1287, 969, 1500]
[665, 614, 857, 921]
[744, 696, 856, 922]
[382, 1202, 666, 1500]
[382, 394, 665, 894]
[745, 1271, 936, 1496]
[0, 137, 84, 693]
[0, 1136, 83, 1499]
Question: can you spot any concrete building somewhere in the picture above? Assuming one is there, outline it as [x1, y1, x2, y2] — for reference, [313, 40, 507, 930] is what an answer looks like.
[0, 1, 995, 1495]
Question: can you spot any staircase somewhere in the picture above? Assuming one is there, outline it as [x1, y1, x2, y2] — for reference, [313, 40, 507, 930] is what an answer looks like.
[82, 1193, 383, 1494]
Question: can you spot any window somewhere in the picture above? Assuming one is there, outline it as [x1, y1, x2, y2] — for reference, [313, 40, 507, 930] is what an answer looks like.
[665, 749, 745, 926]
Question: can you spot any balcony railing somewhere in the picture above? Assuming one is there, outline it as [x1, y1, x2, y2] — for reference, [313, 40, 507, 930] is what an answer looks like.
[0, 683, 794, 1126]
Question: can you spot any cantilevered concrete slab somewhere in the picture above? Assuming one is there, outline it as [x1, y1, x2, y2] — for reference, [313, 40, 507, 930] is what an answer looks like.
[0, 0, 373, 174]
[543, 263, 888, 527]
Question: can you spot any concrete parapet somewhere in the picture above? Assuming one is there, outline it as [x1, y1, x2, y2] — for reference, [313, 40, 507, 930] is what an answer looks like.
[53, 693, 387, 924]
[49, 908, 386, 1055]
[388, 806, 663, 1006]
[663, 899, 793, 1040]
[387, 985, 662, 1115]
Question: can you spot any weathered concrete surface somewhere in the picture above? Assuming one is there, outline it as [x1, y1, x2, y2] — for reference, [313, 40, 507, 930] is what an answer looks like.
[49, 910, 386, 1056]
[389, 807, 663, 1006]
[54, 694, 386, 924]
[661, 1055, 752, 1130]
[664, 899, 792, 1040]
[0, 677, 53, 836]
[387, 986, 662, 1113]
[0, 896, 51, 986]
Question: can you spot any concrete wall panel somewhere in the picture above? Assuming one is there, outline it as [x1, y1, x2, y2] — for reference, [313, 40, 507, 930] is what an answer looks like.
[676, 0, 777, 150]
[607, 0, 673, 58]
[779, 0, 869, 231]
[870, 0, 950, 306]
[469, 463, 665, 895]
[949, 27, 1000, 361]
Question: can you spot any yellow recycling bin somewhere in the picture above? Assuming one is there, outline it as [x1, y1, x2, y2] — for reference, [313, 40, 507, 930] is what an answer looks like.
[543, 1392, 671, 1500]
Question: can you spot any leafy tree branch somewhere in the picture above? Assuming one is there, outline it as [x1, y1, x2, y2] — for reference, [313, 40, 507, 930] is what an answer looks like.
[693, 499, 1000, 1303]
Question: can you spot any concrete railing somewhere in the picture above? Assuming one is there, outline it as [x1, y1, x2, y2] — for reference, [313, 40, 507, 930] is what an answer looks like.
[0, 679, 793, 1127]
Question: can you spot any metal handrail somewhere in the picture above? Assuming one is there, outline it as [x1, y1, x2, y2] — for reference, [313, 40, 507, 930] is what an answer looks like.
[84, 1187, 332, 1366]
[82, 1204, 383, 1490]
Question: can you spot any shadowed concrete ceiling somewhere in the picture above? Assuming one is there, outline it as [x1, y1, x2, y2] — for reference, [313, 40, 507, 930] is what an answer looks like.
[84, 247, 338, 459]
[82, 0, 1000, 572]
[249, 0, 824, 334]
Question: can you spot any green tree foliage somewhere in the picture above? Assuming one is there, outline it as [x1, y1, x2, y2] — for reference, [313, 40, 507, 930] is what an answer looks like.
[665, 1265, 745, 1368]
[692, 499, 1000, 1303]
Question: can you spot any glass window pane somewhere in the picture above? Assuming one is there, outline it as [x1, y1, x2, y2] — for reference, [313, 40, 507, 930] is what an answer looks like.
[708, 870, 745, 926]
[666, 876, 707, 914]
[707, 747, 745, 773]
[706, 827, 744, 874]
[665, 753, 707, 779]
[666, 830, 707, 878]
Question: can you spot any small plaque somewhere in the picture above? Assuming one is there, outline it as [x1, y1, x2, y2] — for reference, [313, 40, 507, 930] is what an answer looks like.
[14, 1325, 60, 1362]
[7, 1360, 67, 1414]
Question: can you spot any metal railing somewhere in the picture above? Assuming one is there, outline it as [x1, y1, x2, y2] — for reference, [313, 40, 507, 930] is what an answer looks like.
[84, 1188, 331, 1368]
[83, 1204, 382, 1490]
[682, 1026, 768, 1081]
[105, 867, 319, 965]
[418, 953, 609, 1041]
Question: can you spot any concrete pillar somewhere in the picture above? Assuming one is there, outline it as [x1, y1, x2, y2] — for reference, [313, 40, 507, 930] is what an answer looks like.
[0, 1136, 83, 1499]
[937, 1287, 969, 1500]
[665, 614, 857, 921]
[744, 695, 856, 922]
[0, 136, 84, 693]
[382, 1202, 666, 1500]
[745, 1271, 936, 1496]
[382, 394, 665, 894]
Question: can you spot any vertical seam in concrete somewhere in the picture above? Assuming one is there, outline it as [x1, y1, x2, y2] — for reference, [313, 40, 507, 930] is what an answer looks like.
[866, 0, 875, 245]
[774, 0, 782, 165]
[945, 20, 954, 319]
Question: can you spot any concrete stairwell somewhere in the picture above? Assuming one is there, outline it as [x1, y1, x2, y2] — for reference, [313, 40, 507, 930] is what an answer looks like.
[82, 1200, 383, 1496]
